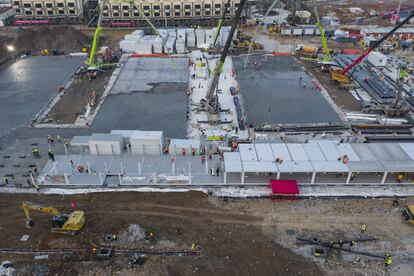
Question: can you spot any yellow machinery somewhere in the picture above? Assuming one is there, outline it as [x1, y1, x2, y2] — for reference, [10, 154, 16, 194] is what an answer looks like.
[40, 49, 49, 56]
[22, 201, 85, 235]
[402, 205, 414, 224]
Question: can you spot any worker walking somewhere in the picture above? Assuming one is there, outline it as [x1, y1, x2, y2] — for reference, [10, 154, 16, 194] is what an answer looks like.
[385, 254, 393, 267]
[48, 150, 55, 162]
[201, 155, 205, 164]
[360, 224, 367, 233]
[3, 176, 8, 185]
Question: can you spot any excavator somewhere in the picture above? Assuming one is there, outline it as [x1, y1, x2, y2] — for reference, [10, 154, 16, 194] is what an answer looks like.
[22, 201, 85, 235]
[331, 11, 414, 84]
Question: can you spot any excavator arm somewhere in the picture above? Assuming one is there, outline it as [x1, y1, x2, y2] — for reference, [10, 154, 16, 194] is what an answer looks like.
[88, 0, 108, 68]
[22, 201, 62, 227]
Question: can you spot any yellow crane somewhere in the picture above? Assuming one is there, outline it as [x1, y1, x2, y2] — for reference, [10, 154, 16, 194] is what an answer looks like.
[22, 201, 85, 235]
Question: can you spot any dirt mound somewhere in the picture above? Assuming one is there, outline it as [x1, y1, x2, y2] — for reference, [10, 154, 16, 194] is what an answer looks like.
[13, 26, 90, 53]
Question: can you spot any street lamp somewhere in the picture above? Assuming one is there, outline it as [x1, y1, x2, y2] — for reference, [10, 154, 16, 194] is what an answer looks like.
[6, 45, 14, 52]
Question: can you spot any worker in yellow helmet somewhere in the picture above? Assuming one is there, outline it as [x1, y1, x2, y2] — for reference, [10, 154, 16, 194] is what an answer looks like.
[385, 254, 392, 267]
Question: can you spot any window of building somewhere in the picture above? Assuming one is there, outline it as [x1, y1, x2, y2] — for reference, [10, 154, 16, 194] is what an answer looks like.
[154, 12, 160, 16]
[205, 10, 210, 15]
[112, 5, 119, 10]
[47, 10, 53, 14]
[144, 11, 150, 16]
[214, 3, 221, 8]
[122, 5, 129, 10]
[224, 3, 229, 8]
[195, 11, 200, 16]
[34, 3, 42, 8]
[13, 1, 20, 5]
[67, 2, 75, 7]
[113, 12, 119, 16]
[37, 10, 43, 15]
[174, 4, 180, 9]
[15, 8, 21, 12]
[194, 4, 201, 9]
[58, 10, 65, 14]
[174, 11, 180, 16]
[165, 11, 170, 16]
[153, 5, 160, 10]
[133, 12, 139, 16]
[185, 11, 190, 16]
[24, 10, 32, 14]
[46, 3, 53, 8]
[184, 4, 190, 9]
[143, 5, 149, 10]
[57, 3, 64, 7]
[164, 5, 170, 10]
[103, 12, 109, 16]
[123, 12, 129, 16]
[69, 10, 75, 14]
[215, 10, 220, 15]
[23, 3, 31, 8]
[204, 4, 211, 8]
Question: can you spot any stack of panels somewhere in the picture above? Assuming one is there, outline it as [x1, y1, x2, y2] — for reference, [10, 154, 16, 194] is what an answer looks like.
[153, 37, 164, 53]
[130, 131, 164, 155]
[195, 29, 205, 48]
[165, 36, 176, 53]
[187, 28, 196, 47]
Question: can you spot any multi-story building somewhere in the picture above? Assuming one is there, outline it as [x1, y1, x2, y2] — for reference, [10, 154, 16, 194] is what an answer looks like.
[100, 0, 242, 27]
[12, 0, 84, 23]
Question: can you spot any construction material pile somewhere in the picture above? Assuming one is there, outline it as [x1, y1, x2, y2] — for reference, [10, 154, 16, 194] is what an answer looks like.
[119, 27, 236, 54]
[13, 26, 90, 53]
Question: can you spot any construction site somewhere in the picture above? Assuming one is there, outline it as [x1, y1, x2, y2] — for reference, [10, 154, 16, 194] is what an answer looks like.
[1, 0, 414, 275]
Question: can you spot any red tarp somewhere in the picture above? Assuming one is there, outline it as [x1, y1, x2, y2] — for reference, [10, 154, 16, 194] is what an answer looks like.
[269, 179, 299, 200]
[342, 49, 363, 55]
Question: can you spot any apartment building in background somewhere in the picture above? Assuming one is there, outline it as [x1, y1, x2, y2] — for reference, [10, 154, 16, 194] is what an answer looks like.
[12, 0, 84, 23]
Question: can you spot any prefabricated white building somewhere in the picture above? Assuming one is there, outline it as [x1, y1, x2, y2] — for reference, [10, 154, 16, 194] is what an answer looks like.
[169, 139, 201, 155]
[130, 131, 164, 155]
[88, 134, 124, 155]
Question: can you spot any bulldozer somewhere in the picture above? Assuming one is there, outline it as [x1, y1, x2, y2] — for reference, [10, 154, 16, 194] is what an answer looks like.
[402, 205, 414, 224]
[22, 201, 85, 235]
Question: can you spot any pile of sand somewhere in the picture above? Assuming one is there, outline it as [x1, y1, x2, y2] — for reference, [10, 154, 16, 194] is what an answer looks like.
[13, 26, 90, 53]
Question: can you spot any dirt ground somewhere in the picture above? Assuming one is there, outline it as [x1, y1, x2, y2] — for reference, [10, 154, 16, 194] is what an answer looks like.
[300, 59, 362, 112]
[44, 69, 114, 124]
[0, 192, 413, 276]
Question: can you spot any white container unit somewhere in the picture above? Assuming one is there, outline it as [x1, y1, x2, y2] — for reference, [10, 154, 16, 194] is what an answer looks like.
[119, 40, 138, 53]
[205, 29, 214, 47]
[110, 130, 135, 146]
[130, 131, 164, 155]
[195, 29, 206, 48]
[124, 34, 142, 41]
[176, 39, 186, 54]
[88, 134, 124, 155]
[135, 36, 154, 54]
[281, 28, 292, 35]
[367, 51, 388, 67]
[169, 139, 201, 155]
[153, 36, 164, 53]
[131, 30, 144, 37]
[303, 27, 315, 35]
[293, 28, 303, 36]
[187, 28, 196, 47]
[165, 36, 176, 53]
[177, 29, 186, 43]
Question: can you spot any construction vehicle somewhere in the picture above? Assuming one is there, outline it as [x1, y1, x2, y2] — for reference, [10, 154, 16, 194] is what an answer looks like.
[236, 40, 263, 50]
[331, 11, 414, 84]
[295, 44, 318, 58]
[22, 201, 85, 235]
[311, 0, 331, 67]
[266, 23, 279, 33]
[402, 205, 414, 224]
[40, 49, 49, 56]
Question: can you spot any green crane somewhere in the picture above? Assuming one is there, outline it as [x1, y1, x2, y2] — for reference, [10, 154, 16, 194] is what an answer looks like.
[88, 0, 108, 70]
[311, 0, 331, 63]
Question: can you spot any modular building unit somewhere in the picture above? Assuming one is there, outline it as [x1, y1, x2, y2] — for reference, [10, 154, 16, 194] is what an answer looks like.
[130, 131, 164, 155]
[293, 28, 303, 36]
[187, 28, 196, 47]
[169, 139, 201, 155]
[88, 134, 124, 155]
[303, 27, 315, 35]
[367, 51, 388, 67]
[281, 28, 292, 36]
[196, 29, 206, 48]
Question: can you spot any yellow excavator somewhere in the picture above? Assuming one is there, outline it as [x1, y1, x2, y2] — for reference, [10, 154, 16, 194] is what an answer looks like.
[22, 201, 85, 235]
[403, 205, 414, 224]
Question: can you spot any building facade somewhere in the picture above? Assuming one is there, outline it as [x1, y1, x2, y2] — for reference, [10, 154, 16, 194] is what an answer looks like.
[100, 0, 242, 26]
[12, 0, 84, 23]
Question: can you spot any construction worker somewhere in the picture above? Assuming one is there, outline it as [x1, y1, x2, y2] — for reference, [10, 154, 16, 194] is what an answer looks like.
[48, 150, 55, 162]
[397, 173, 404, 183]
[191, 148, 195, 156]
[33, 167, 38, 175]
[201, 155, 205, 164]
[361, 224, 367, 233]
[181, 148, 186, 155]
[216, 167, 220, 176]
[91, 247, 97, 254]
[385, 254, 393, 267]
[3, 175, 8, 185]
[112, 234, 118, 241]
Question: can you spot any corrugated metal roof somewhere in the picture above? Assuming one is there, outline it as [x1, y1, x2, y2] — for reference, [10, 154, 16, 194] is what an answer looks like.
[239, 144, 258, 161]
[303, 144, 326, 161]
[254, 144, 275, 162]
[243, 161, 278, 172]
[287, 144, 308, 161]
[271, 144, 292, 161]
[223, 152, 243, 173]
